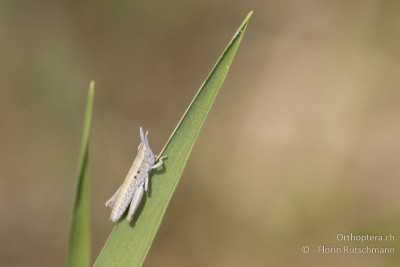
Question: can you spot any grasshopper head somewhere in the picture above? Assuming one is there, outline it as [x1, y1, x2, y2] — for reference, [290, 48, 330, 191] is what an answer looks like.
[139, 127, 155, 164]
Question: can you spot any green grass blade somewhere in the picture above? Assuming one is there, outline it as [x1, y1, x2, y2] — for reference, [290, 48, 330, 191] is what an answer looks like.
[68, 81, 95, 267]
[94, 12, 252, 267]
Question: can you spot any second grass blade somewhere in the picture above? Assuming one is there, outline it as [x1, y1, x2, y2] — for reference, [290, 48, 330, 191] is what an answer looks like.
[68, 81, 95, 267]
[94, 12, 252, 267]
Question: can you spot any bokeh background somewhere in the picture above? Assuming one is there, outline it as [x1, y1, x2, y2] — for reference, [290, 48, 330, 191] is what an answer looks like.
[1, 1, 399, 266]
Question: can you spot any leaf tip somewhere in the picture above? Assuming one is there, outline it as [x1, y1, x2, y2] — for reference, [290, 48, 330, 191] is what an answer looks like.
[235, 11, 253, 38]
[89, 80, 95, 95]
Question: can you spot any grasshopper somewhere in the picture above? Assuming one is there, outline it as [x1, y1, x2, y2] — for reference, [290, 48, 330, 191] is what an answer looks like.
[105, 127, 166, 222]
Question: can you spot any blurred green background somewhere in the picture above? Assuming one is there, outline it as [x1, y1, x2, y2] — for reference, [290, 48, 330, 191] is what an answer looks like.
[1, 1, 399, 266]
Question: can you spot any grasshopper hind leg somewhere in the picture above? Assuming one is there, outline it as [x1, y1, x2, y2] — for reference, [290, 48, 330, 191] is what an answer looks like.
[127, 184, 145, 221]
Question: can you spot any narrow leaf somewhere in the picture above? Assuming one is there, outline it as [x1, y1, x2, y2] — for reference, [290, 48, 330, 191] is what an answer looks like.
[68, 81, 95, 267]
[95, 12, 252, 267]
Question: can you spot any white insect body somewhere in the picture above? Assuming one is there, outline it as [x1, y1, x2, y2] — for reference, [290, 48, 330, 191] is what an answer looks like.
[105, 127, 166, 222]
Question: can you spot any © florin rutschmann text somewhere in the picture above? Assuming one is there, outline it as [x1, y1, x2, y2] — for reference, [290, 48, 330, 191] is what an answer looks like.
[302, 233, 395, 254]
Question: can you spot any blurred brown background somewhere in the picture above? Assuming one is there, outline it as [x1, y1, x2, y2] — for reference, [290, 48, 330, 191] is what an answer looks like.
[1, 0, 399, 266]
